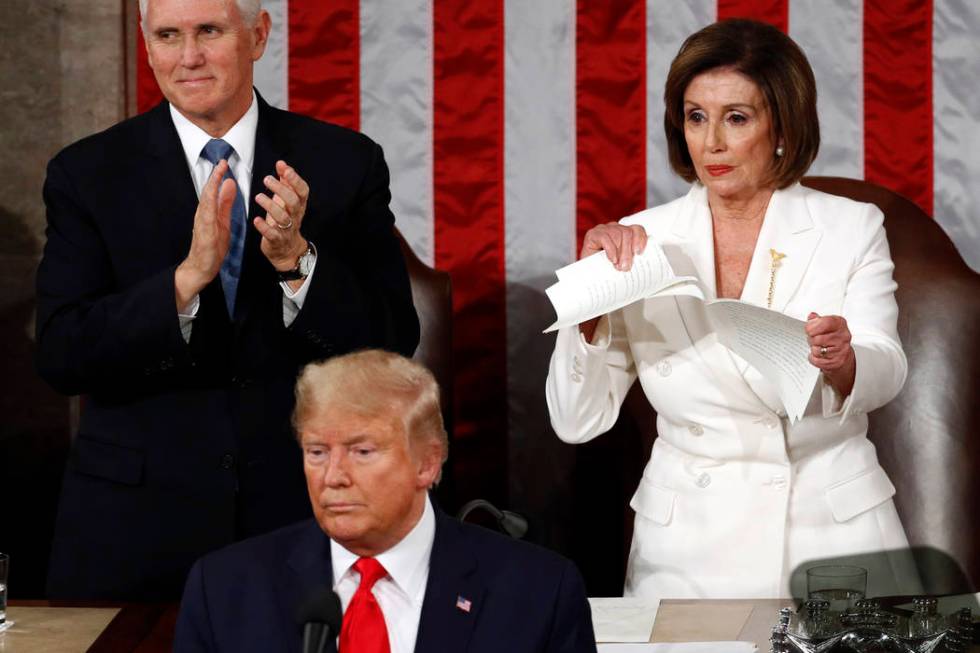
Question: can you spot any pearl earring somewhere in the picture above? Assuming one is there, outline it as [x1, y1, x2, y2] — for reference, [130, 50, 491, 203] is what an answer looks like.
[775, 145, 785, 157]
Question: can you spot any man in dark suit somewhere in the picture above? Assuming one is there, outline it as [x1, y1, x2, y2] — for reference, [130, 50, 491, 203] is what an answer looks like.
[175, 350, 596, 653]
[35, 0, 418, 600]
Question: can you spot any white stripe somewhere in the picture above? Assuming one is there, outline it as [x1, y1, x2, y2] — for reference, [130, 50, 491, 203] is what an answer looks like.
[646, 0, 715, 207]
[789, 0, 863, 179]
[933, 0, 980, 271]
[359, 0, 435, 265]
[254, 0, 288, 109]
[503, 0, 575, 447]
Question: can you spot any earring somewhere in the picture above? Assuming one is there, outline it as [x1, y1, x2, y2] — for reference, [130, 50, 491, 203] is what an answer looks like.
[775, 145, 785, 157]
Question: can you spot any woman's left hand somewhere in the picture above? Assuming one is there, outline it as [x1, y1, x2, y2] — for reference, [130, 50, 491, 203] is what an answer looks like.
[805, 312, 856, 397]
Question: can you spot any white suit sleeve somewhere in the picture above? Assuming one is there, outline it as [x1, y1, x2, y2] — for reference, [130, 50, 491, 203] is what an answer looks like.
[545, 310, 638, 444]
[821, 204, 907, 421]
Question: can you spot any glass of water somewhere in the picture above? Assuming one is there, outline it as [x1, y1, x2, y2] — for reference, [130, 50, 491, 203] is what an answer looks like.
[805, 564, 867, 612]
[0, 552, 7, 625]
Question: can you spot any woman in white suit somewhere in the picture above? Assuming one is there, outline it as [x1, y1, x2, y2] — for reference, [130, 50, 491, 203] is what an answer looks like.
[546, 19, 920, 600]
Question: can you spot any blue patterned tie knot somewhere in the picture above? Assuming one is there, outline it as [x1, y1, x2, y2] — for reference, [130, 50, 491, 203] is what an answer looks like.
[201, 138, 235, 165]
[199, 138, 246, 318]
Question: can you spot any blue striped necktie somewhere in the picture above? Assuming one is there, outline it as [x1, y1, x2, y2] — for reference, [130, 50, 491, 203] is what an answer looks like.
[200, 138, 247, 317]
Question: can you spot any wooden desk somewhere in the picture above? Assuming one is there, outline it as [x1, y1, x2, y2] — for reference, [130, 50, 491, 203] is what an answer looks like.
[4, 598, 975, 651]
[3, 601, 177, 653]
[651, 598, 787, 647]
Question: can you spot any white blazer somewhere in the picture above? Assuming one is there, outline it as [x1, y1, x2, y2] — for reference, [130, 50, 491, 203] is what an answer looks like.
[546, 183, 921, 599]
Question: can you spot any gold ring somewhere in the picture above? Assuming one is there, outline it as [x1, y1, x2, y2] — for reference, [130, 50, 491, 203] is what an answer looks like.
[276, 218, 293, 230]
[819, 345, 828, 358]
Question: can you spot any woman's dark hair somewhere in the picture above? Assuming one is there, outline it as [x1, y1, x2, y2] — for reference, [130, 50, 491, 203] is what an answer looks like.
[663, 19, 820, 188]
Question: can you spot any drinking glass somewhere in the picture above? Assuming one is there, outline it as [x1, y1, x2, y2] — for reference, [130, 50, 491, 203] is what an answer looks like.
[0, 552, 8, 625]
[805, 564, 867, 612]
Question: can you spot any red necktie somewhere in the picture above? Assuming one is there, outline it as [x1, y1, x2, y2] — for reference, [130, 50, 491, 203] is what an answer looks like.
[339, 557, 391, 653]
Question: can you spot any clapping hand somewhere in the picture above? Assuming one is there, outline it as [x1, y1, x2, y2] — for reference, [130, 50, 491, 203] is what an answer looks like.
[254, 160, 310, 272]
[175, 160, 237, 309]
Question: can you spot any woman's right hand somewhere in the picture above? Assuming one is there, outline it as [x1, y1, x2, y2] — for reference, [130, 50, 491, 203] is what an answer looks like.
[580, 222, 648, 270]
[577, 222, 647, 341]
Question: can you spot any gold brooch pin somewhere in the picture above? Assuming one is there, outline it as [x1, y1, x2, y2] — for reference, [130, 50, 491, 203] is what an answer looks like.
[767, 249, 786, 309]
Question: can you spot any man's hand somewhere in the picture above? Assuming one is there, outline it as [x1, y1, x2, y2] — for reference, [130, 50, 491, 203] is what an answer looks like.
[254, 160, 310, 274]
[175, 160, 236, 310]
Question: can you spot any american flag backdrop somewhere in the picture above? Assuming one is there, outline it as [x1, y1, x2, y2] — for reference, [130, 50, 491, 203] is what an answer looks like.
[132, 0, 980, 508]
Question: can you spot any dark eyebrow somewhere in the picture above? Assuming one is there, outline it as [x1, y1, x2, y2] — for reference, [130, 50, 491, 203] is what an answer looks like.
[682, 101, 758, 112]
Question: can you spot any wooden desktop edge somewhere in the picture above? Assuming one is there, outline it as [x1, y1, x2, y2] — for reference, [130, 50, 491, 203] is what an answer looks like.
[9, 600, 179, 653]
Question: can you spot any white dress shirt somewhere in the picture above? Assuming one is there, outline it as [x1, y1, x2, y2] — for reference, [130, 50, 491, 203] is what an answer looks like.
[169, 93, 316, 340]
[331, 496, 435, 653]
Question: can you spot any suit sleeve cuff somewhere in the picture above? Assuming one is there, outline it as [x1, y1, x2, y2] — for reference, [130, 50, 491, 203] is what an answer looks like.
[178, 295, 200, 343]
[280, 249, 318, 326]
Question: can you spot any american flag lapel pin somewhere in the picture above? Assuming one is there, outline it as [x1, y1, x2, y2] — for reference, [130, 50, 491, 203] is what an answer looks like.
[455, 595, 472, 613]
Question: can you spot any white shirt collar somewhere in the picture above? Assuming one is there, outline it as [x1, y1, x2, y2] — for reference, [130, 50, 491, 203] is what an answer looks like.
[331, 494, 436, 605]
[169, 91, 258, 174]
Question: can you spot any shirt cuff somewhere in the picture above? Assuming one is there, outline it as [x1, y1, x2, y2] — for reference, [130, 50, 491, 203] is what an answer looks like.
[178, 295, 200, 343]
[280, 249, 318, 327]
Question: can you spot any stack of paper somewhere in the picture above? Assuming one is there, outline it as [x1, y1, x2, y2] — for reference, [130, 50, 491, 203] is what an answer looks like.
[544, 244, 820, 423]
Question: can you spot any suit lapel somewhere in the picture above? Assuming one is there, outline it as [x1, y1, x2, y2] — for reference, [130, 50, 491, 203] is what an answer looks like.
[664, 184, 822, 409]
[727, 185, 823, 411]
[666, 186, 760, 402]
[234, 92, 290, 324]
[144, 101, 199, 265]
[414, 509, 485, 653]
[144, 100, 232, 327]
[281, 520, 339, 653]
[666, 184, 717, 298]
[738, 184, 822, 312]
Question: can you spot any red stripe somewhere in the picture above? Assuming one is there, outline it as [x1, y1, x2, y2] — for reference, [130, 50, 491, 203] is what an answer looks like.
[136, 23, 164, 113]
[288, 0, 359, 130]
[433, 0, 507, 501]
[864, 0, 933, 215]
[576, 0, 647, 251]
[717, 0, 788, 33]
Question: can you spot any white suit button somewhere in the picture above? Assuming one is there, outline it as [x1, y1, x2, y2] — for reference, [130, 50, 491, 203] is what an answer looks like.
[572, 355, 584, 374]
[695, 472, 711, 488]
[657, 360, 672, 377]
[776, 409, 786, 418]
[762, 416, 778, 429]
[688, 424, 704, 436]
[571, 372, 582, 383]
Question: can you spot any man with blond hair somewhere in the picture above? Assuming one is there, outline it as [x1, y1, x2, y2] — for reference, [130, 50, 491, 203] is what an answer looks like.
[175, 350, 597, 653]
[37, 0, 418, 599]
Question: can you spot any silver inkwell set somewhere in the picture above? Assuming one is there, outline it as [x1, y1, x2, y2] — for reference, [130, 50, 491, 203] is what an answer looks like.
[770, 597, 976, 653]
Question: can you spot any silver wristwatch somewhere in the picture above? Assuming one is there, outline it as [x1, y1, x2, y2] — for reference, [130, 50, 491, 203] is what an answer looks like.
[278, 241, 316, 282]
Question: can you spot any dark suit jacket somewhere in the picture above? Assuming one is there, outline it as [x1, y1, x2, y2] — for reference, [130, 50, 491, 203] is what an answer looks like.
[174, 507, 597, 653]
[35, 93, 420, 600]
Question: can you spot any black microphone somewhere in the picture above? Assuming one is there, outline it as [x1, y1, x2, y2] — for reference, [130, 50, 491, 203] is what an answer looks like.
[456, 499, 529, 539]
[296, 587, 343, 653]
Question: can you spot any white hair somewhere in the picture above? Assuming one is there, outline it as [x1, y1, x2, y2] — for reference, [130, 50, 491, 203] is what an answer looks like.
[140, 0, 262, 30]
